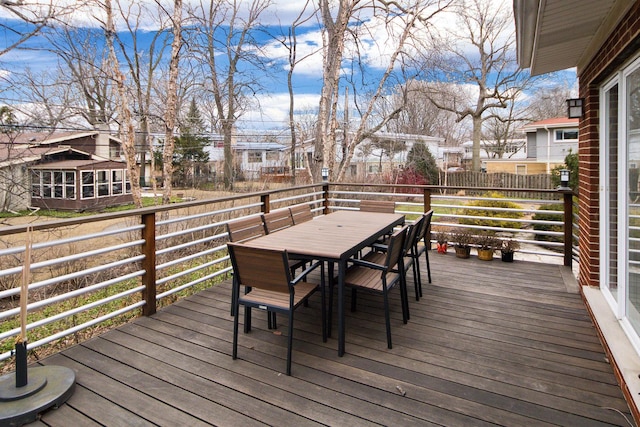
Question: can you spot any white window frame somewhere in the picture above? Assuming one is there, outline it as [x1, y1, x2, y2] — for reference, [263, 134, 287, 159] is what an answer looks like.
[554, 129, 579, 142]
[81, 171, 95, 200]
[600, 53, 640, 356]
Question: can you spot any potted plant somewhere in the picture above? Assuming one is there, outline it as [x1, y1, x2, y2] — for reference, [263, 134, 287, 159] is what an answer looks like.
[433, 228, 449, 254]
[451, 228, 473, 259]
[475, 231, 498, 261]
[500, 239, 520, 262]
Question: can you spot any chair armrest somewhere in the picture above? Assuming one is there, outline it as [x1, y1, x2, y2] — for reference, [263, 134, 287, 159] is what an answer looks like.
[291, 260, 323, 285]
[370, 242, 389, 252]
[349, 258, 384, 271]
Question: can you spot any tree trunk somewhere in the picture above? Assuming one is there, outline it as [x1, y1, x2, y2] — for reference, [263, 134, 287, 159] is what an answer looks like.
[162, 0, 183, 205]
[472, 114, 482, 172]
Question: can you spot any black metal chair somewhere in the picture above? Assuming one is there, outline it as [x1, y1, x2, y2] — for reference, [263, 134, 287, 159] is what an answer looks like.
[335, 225, 408, 349]
[226, 216, 267, 319]
[411, 210, 433, 299]
[227, 243, 326, 375]
[370, 215, 424, 307]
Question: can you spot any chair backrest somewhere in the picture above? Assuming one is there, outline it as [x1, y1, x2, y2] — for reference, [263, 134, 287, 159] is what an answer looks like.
[289, 204, 314, 224]
[226, 216, 266, 243]
[359, 200, 395, 213]
[417, 210, 434, 243]
[383, 225, 408, 272]
[227, 243, 291, 294]
[404, 218, 422, 255]
[262, 209, 294, 234]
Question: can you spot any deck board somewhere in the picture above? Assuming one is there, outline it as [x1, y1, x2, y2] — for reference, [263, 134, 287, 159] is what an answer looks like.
[32, 254, 634, 426]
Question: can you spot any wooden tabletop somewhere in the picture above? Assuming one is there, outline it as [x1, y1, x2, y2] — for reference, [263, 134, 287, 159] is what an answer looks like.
[244, 210, 405, 260]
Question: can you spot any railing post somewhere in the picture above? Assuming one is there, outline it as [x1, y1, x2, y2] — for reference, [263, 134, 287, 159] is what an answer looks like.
[141, 212, 156, 316]
[261, 194, 270, 213]
[562, 189, 573, 267]
[424, 188, 432, 213]
[323, 183, 330, 215]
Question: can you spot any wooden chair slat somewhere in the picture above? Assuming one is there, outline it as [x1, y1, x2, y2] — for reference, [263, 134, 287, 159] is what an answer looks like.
[359, 200, 395, 213]
[262, 209, 294, 234]
[289, 204, 314, 224]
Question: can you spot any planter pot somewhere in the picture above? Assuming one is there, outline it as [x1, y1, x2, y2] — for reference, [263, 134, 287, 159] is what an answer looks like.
[477, 248, 494, 261]
[436, 243, 448, 254]
[455, 246, 471, 259]
[501, 251, 515, 262]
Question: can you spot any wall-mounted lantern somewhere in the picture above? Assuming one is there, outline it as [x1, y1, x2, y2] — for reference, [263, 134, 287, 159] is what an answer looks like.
[321, 167, 329, 182]
[566, 98, 584, 119]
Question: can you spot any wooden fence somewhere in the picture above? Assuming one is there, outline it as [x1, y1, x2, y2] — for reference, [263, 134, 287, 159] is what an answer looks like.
[440, 172, 554, 198]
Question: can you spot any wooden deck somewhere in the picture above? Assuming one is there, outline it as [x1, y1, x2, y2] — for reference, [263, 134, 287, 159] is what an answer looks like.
[30, 254, 634, 426]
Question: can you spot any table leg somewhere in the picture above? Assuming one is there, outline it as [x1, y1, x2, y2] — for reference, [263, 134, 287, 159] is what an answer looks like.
[338, 259, 346, 357]
[327, 262, 334, 338]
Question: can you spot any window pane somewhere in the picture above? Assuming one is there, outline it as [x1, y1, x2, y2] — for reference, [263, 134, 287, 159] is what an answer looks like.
[82, 171, 94, 184]
[564, 130, 578, 140]
[82, 171, 95, 198]
[248, 151, 262, 163]
[31, 171, 41, 198]
[627, 67, 640, 331]
[607, 84, 619, 302]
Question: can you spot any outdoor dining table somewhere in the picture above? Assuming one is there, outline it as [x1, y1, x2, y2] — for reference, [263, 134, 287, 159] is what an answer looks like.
[241, 209, 405, 357]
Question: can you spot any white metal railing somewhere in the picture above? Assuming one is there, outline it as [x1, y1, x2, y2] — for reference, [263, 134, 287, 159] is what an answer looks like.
[0, 183, 574, 366]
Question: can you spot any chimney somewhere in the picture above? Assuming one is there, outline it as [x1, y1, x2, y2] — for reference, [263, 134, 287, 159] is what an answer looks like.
[95, 123, 111, 158]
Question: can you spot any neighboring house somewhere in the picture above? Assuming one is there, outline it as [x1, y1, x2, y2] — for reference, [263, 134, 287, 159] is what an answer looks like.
[522, 117, 579, 171]
[206, 132, 446, 181]
[461, 139, 527, 172]
[0, 131, 132, 211]
[354, 132, 445, 177]
[481, 118, 579, 175]
[515, 0, 640, 420]
[234, 141, 289, 181]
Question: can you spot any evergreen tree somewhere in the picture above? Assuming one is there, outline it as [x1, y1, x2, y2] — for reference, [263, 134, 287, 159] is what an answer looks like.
[174, 99, 210, 186]
[406, 141, 439, 185]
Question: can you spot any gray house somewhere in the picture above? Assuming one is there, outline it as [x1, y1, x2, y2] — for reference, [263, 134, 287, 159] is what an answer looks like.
[522, 117, 579, 172]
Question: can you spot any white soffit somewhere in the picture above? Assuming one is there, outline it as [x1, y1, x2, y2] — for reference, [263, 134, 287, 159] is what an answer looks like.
[515, 0, 627, 76]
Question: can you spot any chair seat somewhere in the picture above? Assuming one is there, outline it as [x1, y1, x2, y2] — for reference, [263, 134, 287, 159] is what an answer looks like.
[239, 281, 319, 310]
[344, 252, 401, 292]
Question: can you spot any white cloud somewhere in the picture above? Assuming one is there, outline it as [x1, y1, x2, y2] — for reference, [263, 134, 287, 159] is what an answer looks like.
[239, 92, 320, 128]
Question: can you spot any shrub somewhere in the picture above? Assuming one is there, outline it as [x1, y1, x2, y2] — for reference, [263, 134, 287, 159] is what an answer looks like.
[459, 192, 524, 229]
[532, 203, 563, 242]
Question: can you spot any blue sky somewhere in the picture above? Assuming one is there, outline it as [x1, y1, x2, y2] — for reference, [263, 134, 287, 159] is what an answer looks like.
[0, 0, 576, 132]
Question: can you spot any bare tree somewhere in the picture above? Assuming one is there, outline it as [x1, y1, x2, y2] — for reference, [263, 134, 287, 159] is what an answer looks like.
[314, 0, 451, 182]
[523, 81, 575, 121]
[274, 0, 317, 185]
[8, 67, 80, 129]
[113, 0, 172, 197]
[418, 0, 532, 171]
[482, 96, 526, 159]
[41, 26, 115, 126]
[186, 0, 272, 190]
[0, 0, 81, 56]
[381, 80, 468, 146]
[161, 0, 183, 205]
[101, 0, 142, 207]
[0, 106, 25, 211]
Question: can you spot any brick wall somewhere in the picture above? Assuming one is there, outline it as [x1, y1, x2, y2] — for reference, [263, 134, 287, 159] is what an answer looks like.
[578, 3, 640, 288]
